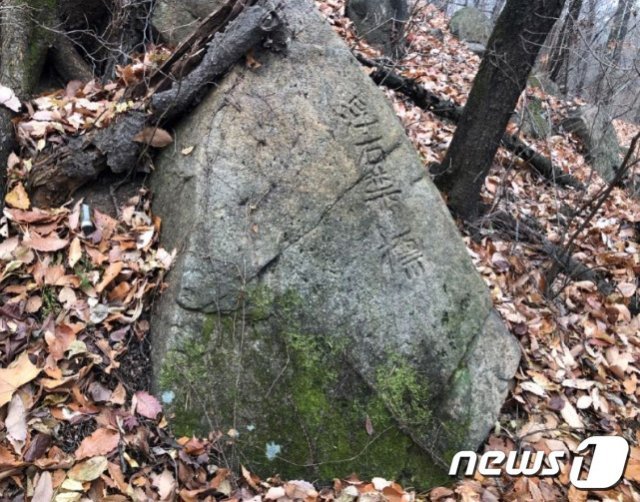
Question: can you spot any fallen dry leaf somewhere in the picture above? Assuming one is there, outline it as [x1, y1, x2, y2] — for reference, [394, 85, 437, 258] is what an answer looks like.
[6, 394, 27, 452]
[23, 232, 69, 252]
[152, 469, 177, 500]
[0, 84, 21, 112]
[32, 471, 53, 502]
[68, 237, 82, 268]
[68, 455, 109, 482]
[133, 127, 173, 148]
[0, 352, 41, 408]
[75, 428, 120, 460]
[96, 261, 123, 293]
[133, 391, 162, 419]
[5, 183, 30, 210]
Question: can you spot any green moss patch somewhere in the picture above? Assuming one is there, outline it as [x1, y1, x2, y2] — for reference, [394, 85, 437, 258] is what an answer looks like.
[158, 286, 450, 488]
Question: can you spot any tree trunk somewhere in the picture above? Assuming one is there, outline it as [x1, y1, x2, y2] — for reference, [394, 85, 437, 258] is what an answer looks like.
[345, 0, 408, 57]
[491, 0, 506, 21]
[606, 0, 632, 66]
[0, 0, 56, 199]
[593, 0, 632, 105]
[433, 0, 566, 221]
[100, 0, 154, 80]
[573, 0, 596, 97]
[548, 0, 583, 90]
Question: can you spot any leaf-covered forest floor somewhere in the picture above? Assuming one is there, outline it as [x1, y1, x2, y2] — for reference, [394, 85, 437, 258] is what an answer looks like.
[320, 0, 640, 499]
[1, 0, 640, 500]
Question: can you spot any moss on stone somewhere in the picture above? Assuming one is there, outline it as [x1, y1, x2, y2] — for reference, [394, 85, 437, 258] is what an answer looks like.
[158, 285, 451, 488]
[376, 358, 432, 430]
[523, 98, 550, 138]
[438, 366, 474, 464]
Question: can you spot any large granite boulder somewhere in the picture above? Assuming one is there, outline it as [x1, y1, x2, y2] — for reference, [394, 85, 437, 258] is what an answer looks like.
[562, 105, 622, 182]
[449, 7, 493, 45]
[152, 0, 225, 45]
[346, 0, 408, 57]
[150, 0, 519, 487]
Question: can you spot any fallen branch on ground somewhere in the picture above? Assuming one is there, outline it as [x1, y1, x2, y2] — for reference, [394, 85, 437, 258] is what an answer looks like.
[128, 0, 255, 99]
[26, 0, 285, 207]
[151, 3, 284, 122]
[357, 55, 584, 190]
[486, 211, 613, 295]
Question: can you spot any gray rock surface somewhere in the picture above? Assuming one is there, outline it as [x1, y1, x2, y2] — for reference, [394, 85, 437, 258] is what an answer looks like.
[346, 0, 408, 56]
[529, 72, 561, 97]
[449, 7, 493, 45]
[152, 0, 225, 45]
[518, 96, 551, 139]
[465, 41, 486, 56]
[562, 105, 622, 182]
[150, 0, 519, 487]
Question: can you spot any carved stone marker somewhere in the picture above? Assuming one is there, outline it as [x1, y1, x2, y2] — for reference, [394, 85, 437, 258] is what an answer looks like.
[150, 0, 519, 487]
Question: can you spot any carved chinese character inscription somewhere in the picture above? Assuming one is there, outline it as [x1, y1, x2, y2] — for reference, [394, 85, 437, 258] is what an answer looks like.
[336, 95, 425, 280]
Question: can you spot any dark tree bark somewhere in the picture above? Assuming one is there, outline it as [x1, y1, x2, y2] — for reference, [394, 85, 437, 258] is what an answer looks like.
[593, 0, 632, 105]
[432, 0, 566, 221]
[99, 0, 155, 81]
[345, 0, 408, 57]
[574, 0, 596, 96]
[50, 35, 94, 82]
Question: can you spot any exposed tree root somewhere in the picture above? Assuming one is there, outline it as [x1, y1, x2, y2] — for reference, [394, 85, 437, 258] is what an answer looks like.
[151, 3, 285, 122]
[51, 33, 94, 82]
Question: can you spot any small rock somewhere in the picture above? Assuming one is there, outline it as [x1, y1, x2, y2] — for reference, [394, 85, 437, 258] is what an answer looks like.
[449, 7, 493, 45]
[465, 41, 486, 56]
[346, 0, 409, 57]
[562, 105, 622, 182]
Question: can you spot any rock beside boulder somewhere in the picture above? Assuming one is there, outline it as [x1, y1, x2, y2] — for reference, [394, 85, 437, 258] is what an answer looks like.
[562, 105, 622, 182]
[346, 0, 408, 57]
[529, 72, 561, 97]
[152, 0, 225, 45]
[519, 97, 551, 139]
[465, 41, 486, 56]
[449, 7, 493, 45]
[150, 0, 519, 488]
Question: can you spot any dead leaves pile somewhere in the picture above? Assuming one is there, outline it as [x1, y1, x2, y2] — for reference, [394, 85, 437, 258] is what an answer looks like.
[0, 190, 189, 499]
[320, 1, 640, 500]
[5, 48, 174, 186]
